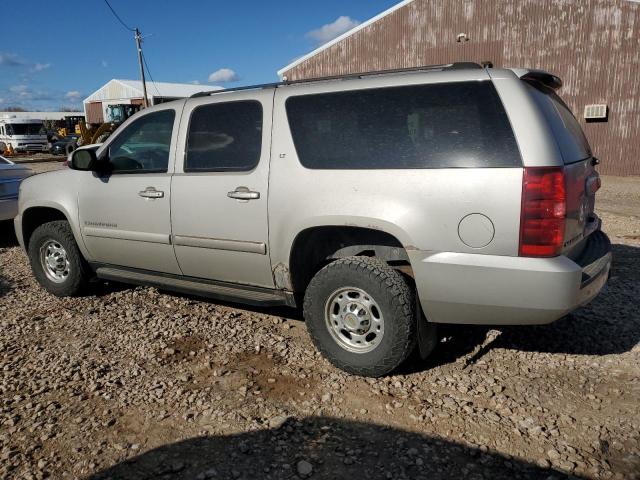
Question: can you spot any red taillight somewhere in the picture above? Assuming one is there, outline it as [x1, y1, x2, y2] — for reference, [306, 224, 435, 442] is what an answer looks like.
[519, 167, 566, 257]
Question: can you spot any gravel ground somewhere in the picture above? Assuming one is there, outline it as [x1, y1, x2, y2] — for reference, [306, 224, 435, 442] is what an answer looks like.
[0, 166, 638, 480]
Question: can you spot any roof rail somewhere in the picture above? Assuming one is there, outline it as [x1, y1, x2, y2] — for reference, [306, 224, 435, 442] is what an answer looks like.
[190, 62, 482, 98]
[191, 82, 282, 98]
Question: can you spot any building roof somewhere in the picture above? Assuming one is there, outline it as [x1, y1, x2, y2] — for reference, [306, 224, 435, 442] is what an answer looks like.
[84, 79, 221, 103]
[277, 0, 416, 78]
[0, 111, 84, 121]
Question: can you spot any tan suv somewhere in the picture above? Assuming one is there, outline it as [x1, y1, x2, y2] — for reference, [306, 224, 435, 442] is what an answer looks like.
[15, 64, 611, 376]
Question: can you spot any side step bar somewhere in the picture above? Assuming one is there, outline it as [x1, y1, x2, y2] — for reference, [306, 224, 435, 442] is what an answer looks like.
[95, 267, 295, 307]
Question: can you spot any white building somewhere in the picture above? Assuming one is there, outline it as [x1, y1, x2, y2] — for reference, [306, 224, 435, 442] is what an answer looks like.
[83, 79, 221, 124]
[0, 111, 84, 121]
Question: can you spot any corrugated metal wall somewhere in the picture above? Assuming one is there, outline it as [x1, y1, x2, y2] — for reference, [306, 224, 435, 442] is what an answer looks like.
[282, 0, 639, 176]
[85, 102, 104, 125]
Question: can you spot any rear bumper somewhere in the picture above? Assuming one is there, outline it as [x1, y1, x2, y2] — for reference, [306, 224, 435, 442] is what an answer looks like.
[410, 231, 612, 325]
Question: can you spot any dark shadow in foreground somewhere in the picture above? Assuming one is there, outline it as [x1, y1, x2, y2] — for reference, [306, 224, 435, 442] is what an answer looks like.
[89, 417, 584, 480]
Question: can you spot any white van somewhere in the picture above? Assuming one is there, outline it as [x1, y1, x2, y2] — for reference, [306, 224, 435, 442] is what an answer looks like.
[0, 116, 47, 152]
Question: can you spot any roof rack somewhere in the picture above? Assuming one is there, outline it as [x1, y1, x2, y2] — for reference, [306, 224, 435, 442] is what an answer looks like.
[190, 62, 482, 98]
[191, 82, 282, 98]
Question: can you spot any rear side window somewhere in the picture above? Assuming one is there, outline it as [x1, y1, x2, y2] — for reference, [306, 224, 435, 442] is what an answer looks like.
[285, 81, 521, 169]
[185, 100, 263, 172]
[524, 82, 591, 164]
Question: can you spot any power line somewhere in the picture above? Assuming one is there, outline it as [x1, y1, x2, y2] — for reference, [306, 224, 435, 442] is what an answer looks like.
[103, 0, 135, 31]
[101, 0, 152, 108]
[142, 51, 162, 98]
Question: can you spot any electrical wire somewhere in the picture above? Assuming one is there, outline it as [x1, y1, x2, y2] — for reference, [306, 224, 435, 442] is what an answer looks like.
[103, 0, 135, 32]
[142, 51, 162, 98]
[102, 0, 160, 102]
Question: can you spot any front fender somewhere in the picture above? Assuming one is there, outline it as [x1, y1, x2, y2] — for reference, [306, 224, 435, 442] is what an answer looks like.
[16, 170, 90, 260]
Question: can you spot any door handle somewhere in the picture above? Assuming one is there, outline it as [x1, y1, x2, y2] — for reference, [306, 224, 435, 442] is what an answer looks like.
[227, 186, 260, 200]
[138, 187, 164, 199]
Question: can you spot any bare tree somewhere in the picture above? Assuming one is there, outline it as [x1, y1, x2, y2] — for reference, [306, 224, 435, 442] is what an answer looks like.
[2, 106, 27, 112]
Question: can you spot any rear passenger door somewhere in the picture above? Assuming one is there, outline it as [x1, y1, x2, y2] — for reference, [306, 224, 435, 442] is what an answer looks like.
[170, 90, 275, 288]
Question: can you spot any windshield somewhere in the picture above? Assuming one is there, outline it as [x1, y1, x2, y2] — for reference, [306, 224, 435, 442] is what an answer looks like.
[6, 123, 46, 136]
[0, 156, 10, 164]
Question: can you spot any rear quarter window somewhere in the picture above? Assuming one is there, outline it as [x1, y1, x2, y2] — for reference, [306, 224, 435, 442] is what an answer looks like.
[285, 81, 521, 169]
[524, 81, 592, 164]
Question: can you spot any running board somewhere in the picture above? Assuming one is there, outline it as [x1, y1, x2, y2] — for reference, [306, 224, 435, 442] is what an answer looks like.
[95, 267, 294, 307]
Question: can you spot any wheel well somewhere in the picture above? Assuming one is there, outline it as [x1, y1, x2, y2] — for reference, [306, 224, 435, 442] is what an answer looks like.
[288, 226, 412, 295]
[22, 207, 68, 248]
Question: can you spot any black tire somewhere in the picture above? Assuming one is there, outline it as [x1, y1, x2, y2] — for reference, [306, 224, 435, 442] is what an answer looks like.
[303, 256, 416, 377]
[28, 220, 89, 297]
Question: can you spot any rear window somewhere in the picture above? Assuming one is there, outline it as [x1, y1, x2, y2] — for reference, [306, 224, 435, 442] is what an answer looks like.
[524, 82, 592, 164]
[285, 81, 521, 169]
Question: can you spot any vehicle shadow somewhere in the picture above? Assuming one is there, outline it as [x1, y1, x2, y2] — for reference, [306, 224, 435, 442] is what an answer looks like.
[89, 416, 584, 480]
[165, 243, 639, 373]
[406, 243, 640, 372]
[0, 274, 10, 299]
[0, 220, 18, 248]
[0, 221, 18, 299]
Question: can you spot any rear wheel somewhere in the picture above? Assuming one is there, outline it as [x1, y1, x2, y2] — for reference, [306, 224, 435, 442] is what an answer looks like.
[28, 220, 89, 297]
[303, 256, 416, 377]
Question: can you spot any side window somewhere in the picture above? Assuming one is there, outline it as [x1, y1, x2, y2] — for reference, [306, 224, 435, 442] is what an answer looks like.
[285, 82, 521, 169]
[524, 82, 591, 164]
[185, 100, 262, 172]
[106, 109, 175, 173]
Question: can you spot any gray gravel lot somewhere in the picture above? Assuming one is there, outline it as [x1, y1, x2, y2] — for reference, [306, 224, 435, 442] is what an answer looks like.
[0, 165, 638, 479]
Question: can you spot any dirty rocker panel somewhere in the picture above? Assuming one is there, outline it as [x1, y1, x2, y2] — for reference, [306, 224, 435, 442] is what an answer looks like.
[92, 264, 295, 307]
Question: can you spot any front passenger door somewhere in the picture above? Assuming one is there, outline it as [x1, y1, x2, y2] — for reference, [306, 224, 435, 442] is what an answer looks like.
[77, 107, 182, 274]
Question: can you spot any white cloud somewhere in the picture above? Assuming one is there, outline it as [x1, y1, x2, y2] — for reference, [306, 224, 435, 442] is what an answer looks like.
[306, 16, 360, 45]
[9, 85, 28, 94]
[32, 63, 51, 72]
[0, 52, 23, 67]
[189, 80, 201, 85]
[101, 60, 108, 68]
[208, 68, 239, 83]
[65, 91, 82, 100]
[10, 85, 30, 98]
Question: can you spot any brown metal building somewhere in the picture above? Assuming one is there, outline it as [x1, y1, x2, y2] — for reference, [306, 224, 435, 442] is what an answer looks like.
[279, 0, 639, 176]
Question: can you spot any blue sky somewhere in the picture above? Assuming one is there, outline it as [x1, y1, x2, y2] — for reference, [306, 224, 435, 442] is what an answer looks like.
[0, 0, 399, 111]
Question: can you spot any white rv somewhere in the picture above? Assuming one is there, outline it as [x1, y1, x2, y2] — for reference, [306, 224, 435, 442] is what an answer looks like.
[0, 116, 47, 152]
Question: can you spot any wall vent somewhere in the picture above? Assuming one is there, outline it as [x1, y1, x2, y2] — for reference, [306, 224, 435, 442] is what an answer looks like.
[584, 104, 608, 121]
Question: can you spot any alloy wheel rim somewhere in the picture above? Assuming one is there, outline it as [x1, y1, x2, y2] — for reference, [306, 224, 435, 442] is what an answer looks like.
[39, 239, 70, 283]
[324, 287, 384, 353]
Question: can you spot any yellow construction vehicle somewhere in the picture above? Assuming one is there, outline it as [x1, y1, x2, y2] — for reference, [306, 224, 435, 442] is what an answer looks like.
[78, 104, 141, 146]
[56, 115, 85, 138]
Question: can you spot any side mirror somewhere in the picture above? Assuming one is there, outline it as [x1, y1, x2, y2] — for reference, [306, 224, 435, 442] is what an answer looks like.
[70, 148, 98, 171]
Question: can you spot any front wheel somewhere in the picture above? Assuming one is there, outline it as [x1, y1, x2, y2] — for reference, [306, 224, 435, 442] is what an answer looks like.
[303, 256, 417, 377]
[28, 220, 89, 297]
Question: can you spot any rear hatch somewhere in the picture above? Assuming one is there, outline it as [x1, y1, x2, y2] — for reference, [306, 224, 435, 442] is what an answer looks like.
[523, 79, 600, 257]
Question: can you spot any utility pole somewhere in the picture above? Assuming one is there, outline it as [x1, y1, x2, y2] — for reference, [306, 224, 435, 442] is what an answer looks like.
[134, 28, 149, 108]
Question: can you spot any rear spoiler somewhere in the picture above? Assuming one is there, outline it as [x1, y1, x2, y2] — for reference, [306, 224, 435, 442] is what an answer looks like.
[512, 68, 563, 90]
